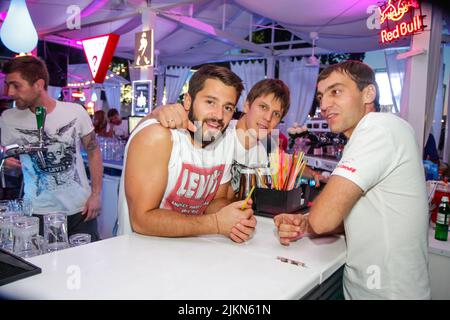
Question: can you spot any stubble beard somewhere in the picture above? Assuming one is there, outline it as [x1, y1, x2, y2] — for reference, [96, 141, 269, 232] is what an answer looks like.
[188, 103, 227, 148]
[15, 93, 40, 111]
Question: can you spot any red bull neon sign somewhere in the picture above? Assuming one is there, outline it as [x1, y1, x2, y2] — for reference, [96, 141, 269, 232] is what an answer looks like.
[378, 0, 425, 44]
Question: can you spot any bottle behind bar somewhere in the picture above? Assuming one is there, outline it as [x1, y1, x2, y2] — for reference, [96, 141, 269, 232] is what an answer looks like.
[435, 196, 450, 241]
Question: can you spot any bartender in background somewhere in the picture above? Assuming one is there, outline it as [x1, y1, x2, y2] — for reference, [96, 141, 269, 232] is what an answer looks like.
[0, 56, 102, 240]
[275, 61, 430, 299]
[93, 110, 108, 137]
[105, 108, 128, 139]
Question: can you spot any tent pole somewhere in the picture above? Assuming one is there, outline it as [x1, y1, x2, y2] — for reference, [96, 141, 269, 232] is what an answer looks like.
[266, 57, 275, 79]
[222, 0, 226, 31]
[248, 14, 253, 43]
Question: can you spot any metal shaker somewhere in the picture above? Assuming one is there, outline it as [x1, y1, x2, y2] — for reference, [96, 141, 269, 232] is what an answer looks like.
[238, 168, 256, 201]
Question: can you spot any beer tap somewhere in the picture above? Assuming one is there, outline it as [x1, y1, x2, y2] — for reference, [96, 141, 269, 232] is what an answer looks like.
[0, 143, 48, 171]
[35, 106, 47, 168]
[0, 106, 48, 173]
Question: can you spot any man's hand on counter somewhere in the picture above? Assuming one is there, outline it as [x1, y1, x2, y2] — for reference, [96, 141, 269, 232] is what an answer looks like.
[230, 215, 257, 243]
[215, 199, 255, 243]
[82, 192, 102, 221]
[274, 213, 310, 246]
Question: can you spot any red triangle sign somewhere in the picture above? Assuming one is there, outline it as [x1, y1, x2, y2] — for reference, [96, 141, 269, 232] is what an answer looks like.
[82, 34, 120, 83]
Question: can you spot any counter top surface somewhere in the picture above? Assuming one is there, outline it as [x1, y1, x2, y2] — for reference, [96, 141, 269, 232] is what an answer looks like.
[83, 156, 123, 170]
[0, 216, 346, 300]
[102, 159, 124, 170]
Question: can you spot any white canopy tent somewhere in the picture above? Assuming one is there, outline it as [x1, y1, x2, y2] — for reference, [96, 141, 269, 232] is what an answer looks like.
[0, 0, 417, 65]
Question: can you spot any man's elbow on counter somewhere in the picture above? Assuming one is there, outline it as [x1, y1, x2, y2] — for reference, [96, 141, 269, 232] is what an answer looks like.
[130, 211, 150, 236]
[308, 214, 336, 235]
[130, 219, 144, 235]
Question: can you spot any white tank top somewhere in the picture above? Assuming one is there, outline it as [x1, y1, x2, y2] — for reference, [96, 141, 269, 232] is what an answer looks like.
[117, 119, 234, 235]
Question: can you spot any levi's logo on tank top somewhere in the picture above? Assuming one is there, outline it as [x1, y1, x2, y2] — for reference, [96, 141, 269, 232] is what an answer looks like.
[164, 163, 225, 215]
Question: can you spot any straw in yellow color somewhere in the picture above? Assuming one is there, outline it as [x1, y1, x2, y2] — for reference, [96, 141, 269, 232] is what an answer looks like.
[241, 185, 256, 210]
[299, 162, 307, 181]
[269, 152, 279, 190]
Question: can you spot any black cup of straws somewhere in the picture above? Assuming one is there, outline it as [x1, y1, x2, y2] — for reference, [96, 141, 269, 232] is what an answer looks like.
[253, 184, 311, 218]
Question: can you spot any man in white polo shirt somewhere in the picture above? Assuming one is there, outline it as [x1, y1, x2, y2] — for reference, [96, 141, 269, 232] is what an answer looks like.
[274, 60, 430, 299]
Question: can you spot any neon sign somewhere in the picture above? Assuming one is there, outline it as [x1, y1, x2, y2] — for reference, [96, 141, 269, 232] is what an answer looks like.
[72, 92, 85, 99]
[378, 0, 425, 44]
[380, 15, 423, 43]
[134, 30, 154, 68]
[379, 0, 419, 24]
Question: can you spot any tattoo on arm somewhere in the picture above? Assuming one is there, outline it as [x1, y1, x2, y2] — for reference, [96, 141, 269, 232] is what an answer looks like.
[84, 132, 98, 152]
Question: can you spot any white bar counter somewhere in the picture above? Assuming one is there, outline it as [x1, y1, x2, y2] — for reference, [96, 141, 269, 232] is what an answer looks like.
[102, 159, 123, 171]
[0, 216, 346, 300]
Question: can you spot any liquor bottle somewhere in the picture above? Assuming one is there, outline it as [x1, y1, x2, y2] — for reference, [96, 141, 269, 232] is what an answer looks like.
[435, 196, 450, 241]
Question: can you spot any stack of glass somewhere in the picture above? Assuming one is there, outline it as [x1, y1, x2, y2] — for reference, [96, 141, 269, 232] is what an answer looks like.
[97, 136, 126, 162]
[0, 200, 24, 253]
[1, 201, 92, 256]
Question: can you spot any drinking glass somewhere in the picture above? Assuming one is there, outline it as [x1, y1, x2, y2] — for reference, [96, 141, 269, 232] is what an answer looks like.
[238, 168, 256, 201]
[69, 233, 91, 247]
[0, 200, 10, 214]
[12, 216, 41, 258]
[43, 212, 69, 252]
[256, 167, 272, 189]
[0, 212, 22, 252]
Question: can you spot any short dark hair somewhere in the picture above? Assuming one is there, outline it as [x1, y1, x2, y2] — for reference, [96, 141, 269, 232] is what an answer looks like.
[188, 65, 243, 105]
[246, 79, 290, 118]
[2, 56, 50, 90]
[107, 108, 119, 118]
[93, 110, 107, 132]
[317, 60, 380, 111]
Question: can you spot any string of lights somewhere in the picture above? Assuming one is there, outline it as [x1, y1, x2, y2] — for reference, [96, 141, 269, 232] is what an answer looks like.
[67, 67, 128, 87]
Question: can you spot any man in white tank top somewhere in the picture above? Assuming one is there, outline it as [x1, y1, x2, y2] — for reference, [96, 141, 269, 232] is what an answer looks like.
[119, 65, 256, 243]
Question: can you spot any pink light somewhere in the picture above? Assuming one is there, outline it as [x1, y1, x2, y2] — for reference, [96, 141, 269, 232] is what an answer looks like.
[76, 40, 82, 45]
[81, 0, 109, 18]
[65, 41, 83, 49]
[0, 11, 7, 21]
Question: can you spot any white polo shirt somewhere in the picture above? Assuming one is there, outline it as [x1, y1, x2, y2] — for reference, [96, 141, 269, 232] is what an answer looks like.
[332, 112, 430, 300]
